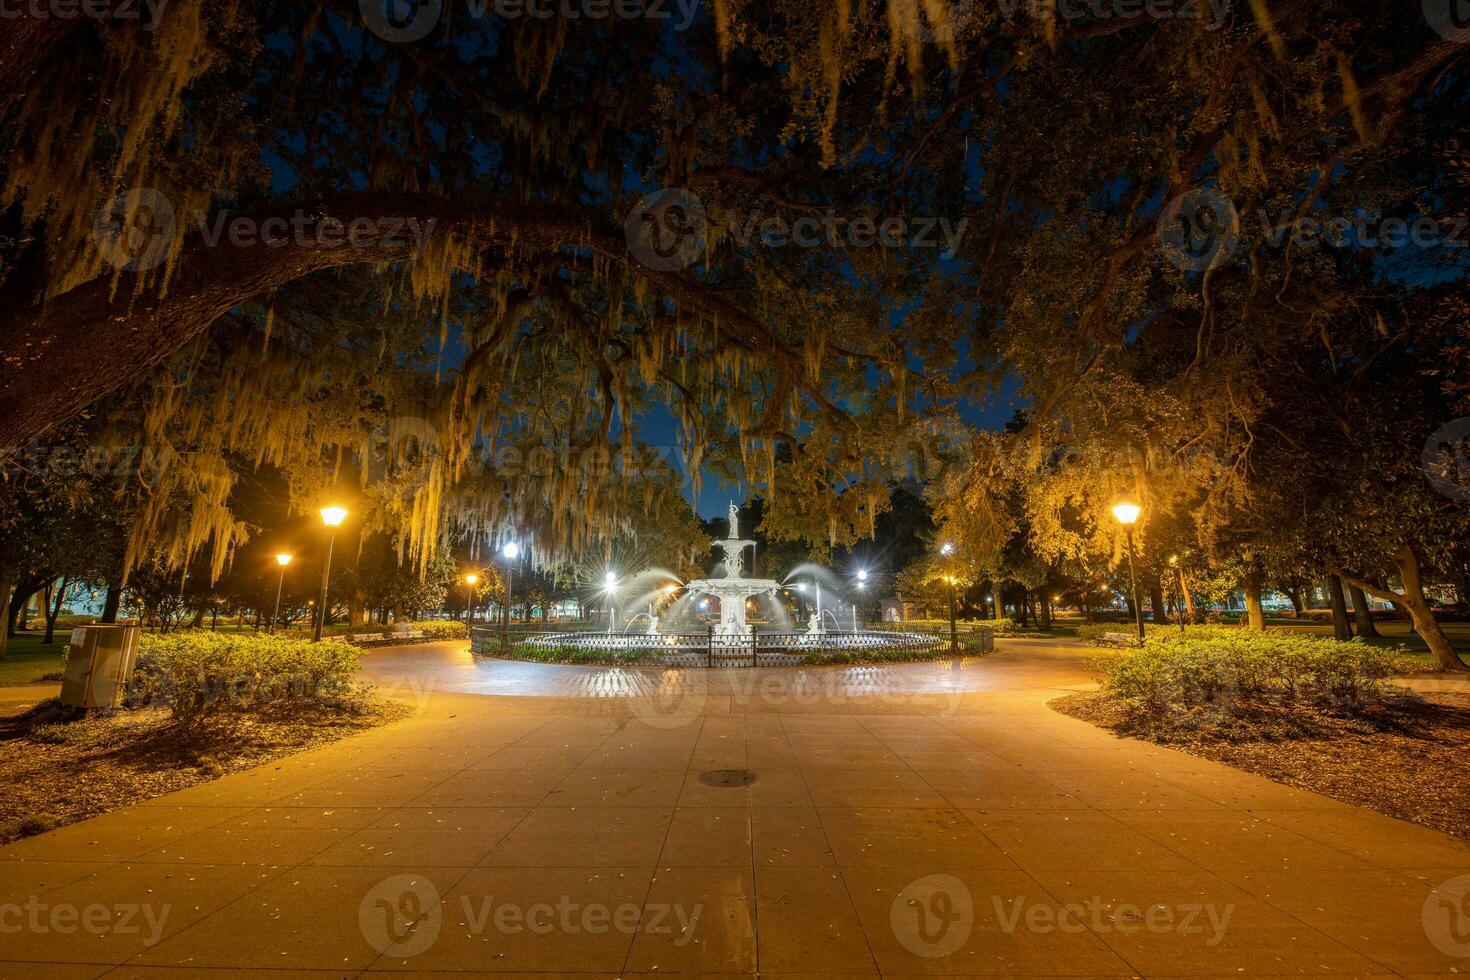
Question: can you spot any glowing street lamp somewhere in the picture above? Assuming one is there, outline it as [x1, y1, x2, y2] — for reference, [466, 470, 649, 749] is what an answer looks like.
[270, 553, 292, 633]
[1111, 502, 1141, 526]
[604, 572, 620, 632]
[852, 569, 869, 631]
[500, 541, 520, 652]
[464, 573, 480, 624]
[312, 505, 349, 642]
[938, 543, 959, 654]
[1112, 500, 1145, 644]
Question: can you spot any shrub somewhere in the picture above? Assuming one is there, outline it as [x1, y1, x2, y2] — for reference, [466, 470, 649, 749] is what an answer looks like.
[128, 632, 364, 726]
[1100, 630, 1404, 720]
[968, 617, 1016, 636]
[1076, 621, 1197, 645]
[805, 645, 948, 665]
[404, 620, 469, 641]
[507, 645, 657, 665]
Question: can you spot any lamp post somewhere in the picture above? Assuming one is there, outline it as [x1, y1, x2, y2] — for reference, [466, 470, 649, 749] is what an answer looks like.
[852, 569, 868, 631]
[1112, 501, 1145, 644]
[500, 541, 519, 652]
[312, 506, 348, 642]
[940, 543, 958, 654]
[464, 574, 479, 623]
[270, 553, 292, 633]
[1168, 554, 1188, 635]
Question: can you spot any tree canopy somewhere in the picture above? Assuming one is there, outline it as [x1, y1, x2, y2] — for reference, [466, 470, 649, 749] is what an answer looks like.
[1, 1, 1467, 663]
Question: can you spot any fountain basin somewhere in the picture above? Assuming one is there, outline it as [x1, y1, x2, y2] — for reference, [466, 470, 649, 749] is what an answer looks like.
[470, 626, 970, 667]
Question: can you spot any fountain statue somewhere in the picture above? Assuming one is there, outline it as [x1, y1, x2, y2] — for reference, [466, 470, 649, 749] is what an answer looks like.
[680, 502, 783, 642]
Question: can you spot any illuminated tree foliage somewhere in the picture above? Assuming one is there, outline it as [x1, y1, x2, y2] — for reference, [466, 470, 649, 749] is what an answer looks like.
[0, 1, 1465, 671]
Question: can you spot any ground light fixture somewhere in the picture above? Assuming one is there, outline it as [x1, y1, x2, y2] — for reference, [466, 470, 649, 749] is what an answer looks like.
[312, 506, 349, 642]
[270, 553, 292, 633]
[500, 541, 520, 651]
[1112, 500, 1146, 643]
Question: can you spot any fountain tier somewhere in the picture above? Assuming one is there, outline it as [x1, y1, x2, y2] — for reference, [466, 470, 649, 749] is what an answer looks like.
[683, 502, 783, 641]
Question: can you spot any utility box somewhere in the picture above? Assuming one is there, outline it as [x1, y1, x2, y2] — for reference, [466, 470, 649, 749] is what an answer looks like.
[59, 625, 140, 709]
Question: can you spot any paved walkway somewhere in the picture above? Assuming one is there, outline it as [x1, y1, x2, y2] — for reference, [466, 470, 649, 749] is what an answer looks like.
[2, 640, 1469, 977]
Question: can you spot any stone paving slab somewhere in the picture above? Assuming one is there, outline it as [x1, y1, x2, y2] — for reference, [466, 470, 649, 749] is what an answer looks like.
[0, 641, 1467, 977]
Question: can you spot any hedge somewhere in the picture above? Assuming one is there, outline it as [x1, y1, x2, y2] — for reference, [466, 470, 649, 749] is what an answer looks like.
[127, 632, 365, 726]
[404, 620, 469, 640]
[1099, 630, 1404, 719]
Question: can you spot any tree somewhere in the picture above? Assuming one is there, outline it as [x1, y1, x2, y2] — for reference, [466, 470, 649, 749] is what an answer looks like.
[2, 0, 1466, 641]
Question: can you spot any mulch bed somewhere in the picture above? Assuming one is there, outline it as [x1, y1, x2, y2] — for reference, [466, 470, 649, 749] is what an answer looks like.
[1051, 690, 1470, 840]
[0, 699, 413, 844]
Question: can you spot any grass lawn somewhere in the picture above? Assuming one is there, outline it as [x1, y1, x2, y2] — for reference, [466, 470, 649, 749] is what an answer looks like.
[0, 632, 68, 685]
[1252, 619, 1470, 669]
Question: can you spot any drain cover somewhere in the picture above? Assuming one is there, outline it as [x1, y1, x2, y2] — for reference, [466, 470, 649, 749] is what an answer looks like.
[698, 769, 758, 788]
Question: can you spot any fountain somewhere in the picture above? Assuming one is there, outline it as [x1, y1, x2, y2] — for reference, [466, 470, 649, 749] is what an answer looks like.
[472, 502, 957, 665]
[680, 503, 784, 642]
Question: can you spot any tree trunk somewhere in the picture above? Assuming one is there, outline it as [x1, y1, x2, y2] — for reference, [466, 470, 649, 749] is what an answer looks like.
[42, 576, 70, 644]
[1242, 570, 1265, 631]
[0, 8, 95, 110]
[0, 577, 13, 660]
[349, 589, 367, 629]
[15, 586, 32, 632]
[991, 585, 1003, 621]
[1148, 580, 1168, 622]
[1282, 585, 1305, 617]
[1180, 572, 1197, 624]
[37, 578, 52, 640]
[1038, 592, 1053, 631]
[1325, 574, 1353, 641]
[101, 585, 122, 624]
[1347, 584, 1380, 639]
[1331, 545, 1465, 671]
